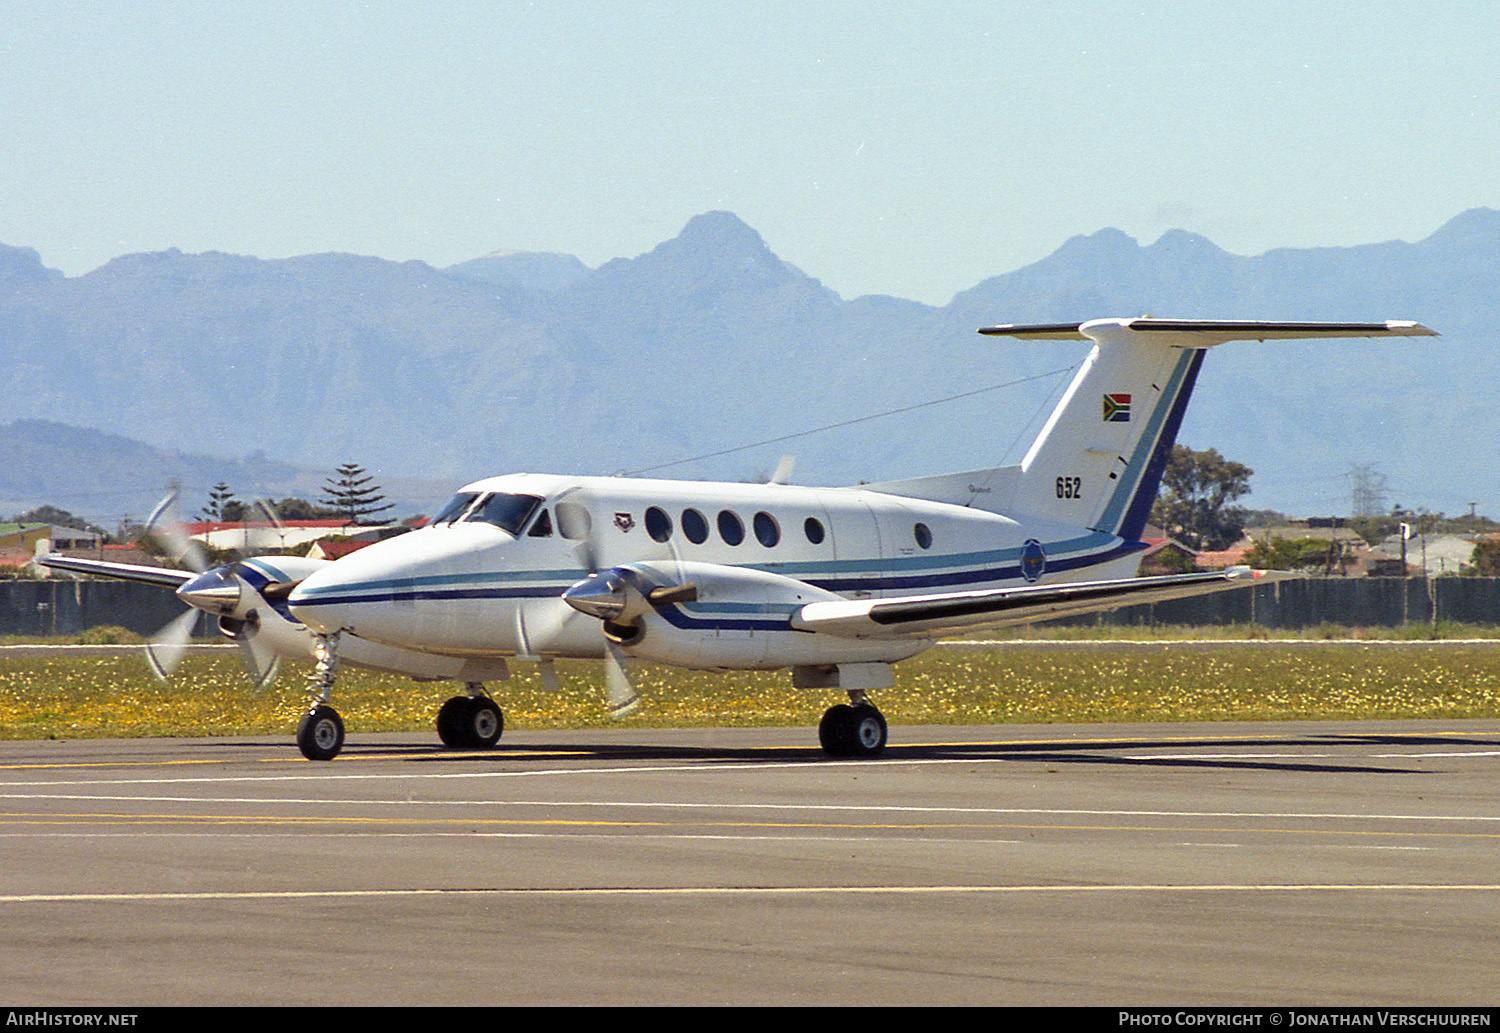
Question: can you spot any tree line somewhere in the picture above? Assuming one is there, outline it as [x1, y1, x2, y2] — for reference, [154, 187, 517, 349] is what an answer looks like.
[5, 462, 402, 546]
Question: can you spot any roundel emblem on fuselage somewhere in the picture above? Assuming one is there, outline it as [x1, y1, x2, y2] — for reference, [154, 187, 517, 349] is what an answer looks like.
[1020, 539, 1047, 583]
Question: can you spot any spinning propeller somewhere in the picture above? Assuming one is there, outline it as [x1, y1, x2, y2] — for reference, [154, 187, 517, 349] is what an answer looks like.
[139, 489, 290, 692]
[553, 489, 697, 719]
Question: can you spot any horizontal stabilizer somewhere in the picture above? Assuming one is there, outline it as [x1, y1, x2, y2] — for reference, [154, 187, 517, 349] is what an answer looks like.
[979, 318, 1437, 345]
[793, 567, 1289, 640]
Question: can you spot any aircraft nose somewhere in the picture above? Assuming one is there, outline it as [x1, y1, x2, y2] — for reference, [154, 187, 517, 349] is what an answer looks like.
[286, 568, 353, 634]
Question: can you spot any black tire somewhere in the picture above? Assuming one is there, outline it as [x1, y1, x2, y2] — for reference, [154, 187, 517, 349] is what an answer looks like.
[464, 697, 504, 748]
[846, 705, 887, 757]
[436, 696, 470, 747]
[296, 705, 344, 761]
[818, 703, 887, 758]
[818, 704, 855, 756]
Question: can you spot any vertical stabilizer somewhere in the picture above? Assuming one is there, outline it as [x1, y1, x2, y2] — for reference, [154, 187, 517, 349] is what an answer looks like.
[978, 318, 1436, 542]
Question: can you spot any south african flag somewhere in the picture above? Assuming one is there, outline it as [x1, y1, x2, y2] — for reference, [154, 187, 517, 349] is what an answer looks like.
[1103, 393, 1131, 422]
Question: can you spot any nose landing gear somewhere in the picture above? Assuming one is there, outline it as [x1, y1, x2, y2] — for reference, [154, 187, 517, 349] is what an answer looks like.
[297, 633, 345, 761]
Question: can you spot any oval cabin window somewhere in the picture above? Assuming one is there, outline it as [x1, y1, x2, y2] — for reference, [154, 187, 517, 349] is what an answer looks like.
[645, 506, 673, 543]
[717, 510, 745, 546]
[753, 511, 780, 547]
[681, 508, 709, 545]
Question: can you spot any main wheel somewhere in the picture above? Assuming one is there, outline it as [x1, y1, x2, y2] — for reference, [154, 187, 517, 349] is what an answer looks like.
[819, 704, 855, 755]
[436, 696, 470, 747]
[846, 704, 887, 757]
[297, 705, 345, 761]
[818, 703, 887, 758]
[464, 697, 504, 748]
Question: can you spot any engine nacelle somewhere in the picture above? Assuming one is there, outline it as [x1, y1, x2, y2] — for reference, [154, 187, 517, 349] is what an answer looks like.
[609, 561, 926, 671]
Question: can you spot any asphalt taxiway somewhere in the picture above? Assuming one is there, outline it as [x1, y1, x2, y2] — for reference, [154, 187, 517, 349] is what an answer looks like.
[1, 720, 1497, 1006]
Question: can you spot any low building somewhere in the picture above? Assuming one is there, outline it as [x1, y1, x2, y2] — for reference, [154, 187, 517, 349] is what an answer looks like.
[186, 519, 356, 552]
[1367, 533, 1480, 577]
[305, 539, 373, 561]
[0, 523, 103, 553]
[1138, 536, 1199, 575]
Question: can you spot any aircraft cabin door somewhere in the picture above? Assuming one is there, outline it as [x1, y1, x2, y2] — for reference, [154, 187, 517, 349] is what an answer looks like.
[818, 491, 885, 600]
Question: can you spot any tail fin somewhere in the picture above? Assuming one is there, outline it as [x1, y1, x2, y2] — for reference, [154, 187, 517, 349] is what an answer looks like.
[979, 318, 1436, 541]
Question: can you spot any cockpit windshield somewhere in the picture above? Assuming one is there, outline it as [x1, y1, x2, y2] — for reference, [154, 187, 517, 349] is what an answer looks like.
[430, 492, 480, 525]
[464, 492, 543, 535]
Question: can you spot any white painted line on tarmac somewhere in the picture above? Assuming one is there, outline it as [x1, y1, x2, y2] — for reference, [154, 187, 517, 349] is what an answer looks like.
[0, 792, 1496, 824]
[3, 882, 1499, 906]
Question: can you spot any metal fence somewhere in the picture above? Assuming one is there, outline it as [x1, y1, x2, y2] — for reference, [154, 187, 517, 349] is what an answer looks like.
[2, 576, 1499, 638]
[1058, 577, 1500, 629]
[0, 579, 208, 638]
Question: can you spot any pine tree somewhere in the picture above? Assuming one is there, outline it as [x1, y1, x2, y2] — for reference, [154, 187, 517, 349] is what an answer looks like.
[319, 463, 394, 525]
[201, 482, 238, 522]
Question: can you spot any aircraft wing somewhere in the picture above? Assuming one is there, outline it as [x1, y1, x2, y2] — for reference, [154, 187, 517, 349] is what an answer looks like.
[791, 567, 1277, 639]
[35, 554, 195, 588]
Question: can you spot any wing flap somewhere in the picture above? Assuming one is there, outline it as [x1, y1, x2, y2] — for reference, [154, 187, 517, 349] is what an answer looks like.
[792, 567, 1280, 639]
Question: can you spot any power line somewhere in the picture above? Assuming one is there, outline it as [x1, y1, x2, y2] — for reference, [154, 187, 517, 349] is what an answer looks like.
[624, 363, 1081, 478]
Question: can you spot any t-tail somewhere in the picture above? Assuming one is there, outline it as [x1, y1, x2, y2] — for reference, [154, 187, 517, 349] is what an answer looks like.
[976, 318, 1436, 542]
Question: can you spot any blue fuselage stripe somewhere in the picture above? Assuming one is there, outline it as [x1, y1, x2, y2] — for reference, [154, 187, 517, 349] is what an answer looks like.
[286, 537, 1147, 632]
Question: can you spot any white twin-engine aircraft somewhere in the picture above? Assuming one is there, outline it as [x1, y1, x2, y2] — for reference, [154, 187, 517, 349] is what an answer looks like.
[41, 317, 1434, 760]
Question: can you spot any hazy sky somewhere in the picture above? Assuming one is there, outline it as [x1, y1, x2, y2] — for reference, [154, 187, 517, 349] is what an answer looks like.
[4, 1, 1497, 304]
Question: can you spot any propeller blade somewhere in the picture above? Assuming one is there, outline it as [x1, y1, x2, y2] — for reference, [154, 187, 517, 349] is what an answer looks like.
[553, 488, 601, 573]
[516, 596, 580, 658]
[235, 631, 281, 694]
[144, 608, 200, 682]
[145, 489, 208, 573]
[253, 498, 283, 528]
[603, 640, 640, 719]
[537, 658, 560, 694]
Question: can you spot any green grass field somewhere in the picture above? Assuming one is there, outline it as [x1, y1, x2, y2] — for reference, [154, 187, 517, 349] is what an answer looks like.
[4, 640, 1500, 740]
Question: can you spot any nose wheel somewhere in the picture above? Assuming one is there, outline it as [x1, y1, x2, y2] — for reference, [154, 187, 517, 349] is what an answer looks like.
[297, 705, 345, 761]
[436, 684, 504, 749]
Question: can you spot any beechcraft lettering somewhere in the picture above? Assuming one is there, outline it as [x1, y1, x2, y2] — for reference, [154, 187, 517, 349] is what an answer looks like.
[40, 317, 1436, 760]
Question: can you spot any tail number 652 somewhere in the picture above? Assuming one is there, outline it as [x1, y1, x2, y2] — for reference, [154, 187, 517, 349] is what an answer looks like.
[1055, 476, 1082, 499]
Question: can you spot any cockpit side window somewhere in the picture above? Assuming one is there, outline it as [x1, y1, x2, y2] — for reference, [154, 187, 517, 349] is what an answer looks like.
[464, 493, 543, 535]
[431, 492, 480, 525]
[555, 501, 593, 541]
[527, 507, 554, 538]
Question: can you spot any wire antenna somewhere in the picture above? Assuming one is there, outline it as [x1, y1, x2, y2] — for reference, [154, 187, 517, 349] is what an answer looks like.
[624, 363, 1082, 478]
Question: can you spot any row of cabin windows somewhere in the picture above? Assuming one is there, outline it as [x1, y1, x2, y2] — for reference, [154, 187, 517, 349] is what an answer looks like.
[643, 505, 933, 551]
[434, 491, 934, 551]
[645, 506, 796, 548]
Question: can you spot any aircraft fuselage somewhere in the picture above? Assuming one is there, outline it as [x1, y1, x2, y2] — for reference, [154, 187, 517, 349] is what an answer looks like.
[286, 471, 1142, 668]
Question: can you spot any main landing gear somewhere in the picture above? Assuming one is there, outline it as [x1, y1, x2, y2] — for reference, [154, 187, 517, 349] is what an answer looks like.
[818, 691, 888, 758]
[436, 683, 504, 749]
[292, 635, 507, 761]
